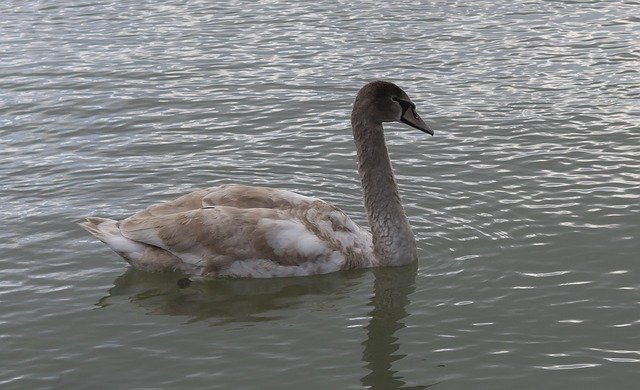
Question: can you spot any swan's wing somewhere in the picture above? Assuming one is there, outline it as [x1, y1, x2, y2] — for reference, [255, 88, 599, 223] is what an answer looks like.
[115, 184, 374, 277]
[118, 205, 350, 276]
[120, 206, 268, 268]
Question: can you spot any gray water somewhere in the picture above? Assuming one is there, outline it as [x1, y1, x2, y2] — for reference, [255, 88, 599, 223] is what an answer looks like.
[1, 0, 639, 388]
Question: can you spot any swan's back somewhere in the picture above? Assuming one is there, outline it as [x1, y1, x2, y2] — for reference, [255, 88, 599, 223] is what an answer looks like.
[127, 184, 319, 219]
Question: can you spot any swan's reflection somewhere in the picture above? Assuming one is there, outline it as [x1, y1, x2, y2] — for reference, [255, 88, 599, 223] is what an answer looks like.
[362, 263, 436, 389]
[98, 265, 434, 388]
[97, 268, 367, 324]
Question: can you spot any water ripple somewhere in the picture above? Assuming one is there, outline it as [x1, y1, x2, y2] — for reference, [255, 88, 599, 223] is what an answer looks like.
[1, 0, 639, 388]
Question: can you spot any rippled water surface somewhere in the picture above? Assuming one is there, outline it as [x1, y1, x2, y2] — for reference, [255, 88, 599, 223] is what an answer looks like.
[1, 1, 639, 388]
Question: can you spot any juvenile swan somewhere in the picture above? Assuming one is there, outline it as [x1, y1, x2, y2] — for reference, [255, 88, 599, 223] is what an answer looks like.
[81, 81, 433, 278]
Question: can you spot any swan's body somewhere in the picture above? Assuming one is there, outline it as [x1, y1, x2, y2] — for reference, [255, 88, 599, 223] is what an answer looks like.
[81, 81, 433, 278]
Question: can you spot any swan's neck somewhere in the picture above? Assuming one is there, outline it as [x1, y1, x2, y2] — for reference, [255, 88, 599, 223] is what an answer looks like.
[352, 118, 417, 266]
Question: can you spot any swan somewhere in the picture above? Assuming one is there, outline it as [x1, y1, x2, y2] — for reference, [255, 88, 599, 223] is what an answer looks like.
[81, 81, 433, 278]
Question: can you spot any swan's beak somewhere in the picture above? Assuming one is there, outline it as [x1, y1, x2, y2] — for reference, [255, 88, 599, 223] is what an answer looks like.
[400, 106, 434, 135]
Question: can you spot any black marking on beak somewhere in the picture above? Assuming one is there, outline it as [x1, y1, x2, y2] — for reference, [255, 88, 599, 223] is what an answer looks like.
[393, 98, 433, 135]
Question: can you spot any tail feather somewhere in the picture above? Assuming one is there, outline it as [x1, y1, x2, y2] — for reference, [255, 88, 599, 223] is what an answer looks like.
[80, 217, 188, 273]
[80, 217, 117, 242]
[80, 217, 146, 264]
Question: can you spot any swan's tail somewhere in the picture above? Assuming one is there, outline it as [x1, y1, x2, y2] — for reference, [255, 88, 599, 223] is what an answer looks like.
[80, 217, 188, 272]
[80, 217, 146, 265]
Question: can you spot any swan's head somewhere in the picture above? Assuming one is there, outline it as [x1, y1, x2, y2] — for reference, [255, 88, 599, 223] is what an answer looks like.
[352, 80, 433, 135]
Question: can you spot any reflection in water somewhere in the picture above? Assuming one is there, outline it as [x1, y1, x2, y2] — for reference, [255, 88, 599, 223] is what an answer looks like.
[97, 268, 368, 325]
[99, 265, 435, 388]
[362, 264, 437, 389]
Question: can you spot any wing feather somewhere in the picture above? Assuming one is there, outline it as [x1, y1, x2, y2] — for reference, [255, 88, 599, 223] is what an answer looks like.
[111, 185, 373, 276]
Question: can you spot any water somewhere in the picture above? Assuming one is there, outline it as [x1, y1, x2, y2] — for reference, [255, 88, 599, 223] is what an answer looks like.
[1, 0, 639, 388]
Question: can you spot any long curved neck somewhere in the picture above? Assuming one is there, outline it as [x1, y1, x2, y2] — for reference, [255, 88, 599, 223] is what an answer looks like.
[352, 116, 417, 266]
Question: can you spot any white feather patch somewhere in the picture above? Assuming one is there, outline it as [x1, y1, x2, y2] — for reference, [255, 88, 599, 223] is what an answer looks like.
[263, 219, 328, 258]
[99, 229, 146, 260]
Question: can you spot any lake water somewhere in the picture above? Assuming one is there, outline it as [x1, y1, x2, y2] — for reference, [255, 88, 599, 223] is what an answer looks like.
[1, 0, 639, 388]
